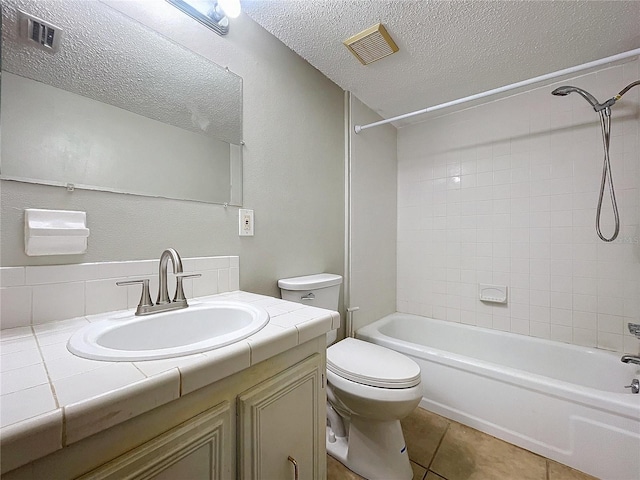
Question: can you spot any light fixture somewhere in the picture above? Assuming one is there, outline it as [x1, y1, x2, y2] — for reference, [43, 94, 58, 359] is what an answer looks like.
[166, 0, 241, 36]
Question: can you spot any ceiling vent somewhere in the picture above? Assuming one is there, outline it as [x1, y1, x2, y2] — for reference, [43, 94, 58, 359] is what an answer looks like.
[343, 23, 398, 65]
[18, 10, 63, 54]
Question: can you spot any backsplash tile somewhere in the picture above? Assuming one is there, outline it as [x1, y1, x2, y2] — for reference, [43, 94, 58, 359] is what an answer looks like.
[0, 256, 239, 329]
[85, 279, 128, 316]
[32, 282, 85, 324]
[0, 268, 25, 288]
[397, 60, 639, 354]
[0, 287, 32, 329]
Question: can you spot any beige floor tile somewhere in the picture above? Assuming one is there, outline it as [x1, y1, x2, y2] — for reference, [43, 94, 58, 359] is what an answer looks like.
[548, 460, 599, 480]
[401, 407, 450, 468]
[412, 461, 428, 480]
[327, 454, 365, 480]
[426, 472, 447, 480]
[430, 422, 546, 480]
[327, 455, 427, 480]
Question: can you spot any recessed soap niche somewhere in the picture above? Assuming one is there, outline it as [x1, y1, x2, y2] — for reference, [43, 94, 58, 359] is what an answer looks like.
[479, 284, 508, 304]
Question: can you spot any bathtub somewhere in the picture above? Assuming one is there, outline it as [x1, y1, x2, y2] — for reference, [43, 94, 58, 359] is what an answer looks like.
[357, 313, 640, 480]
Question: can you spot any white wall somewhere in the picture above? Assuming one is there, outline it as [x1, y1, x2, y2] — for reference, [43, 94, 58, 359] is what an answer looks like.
[397, 60, 640, 353]
[0, 3, 345, 301]
[348, 94, 398, 331]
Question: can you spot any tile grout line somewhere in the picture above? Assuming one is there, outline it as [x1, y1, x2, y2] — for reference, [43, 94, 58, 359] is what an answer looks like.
[425, 420, 452, 475]
[546, 459, 550, 480]
[31, 324, 60, 409]
[31, 324, 69, 447]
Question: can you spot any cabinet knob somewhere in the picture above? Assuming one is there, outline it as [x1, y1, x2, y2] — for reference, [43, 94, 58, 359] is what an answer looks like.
[288, 456, 299, 480]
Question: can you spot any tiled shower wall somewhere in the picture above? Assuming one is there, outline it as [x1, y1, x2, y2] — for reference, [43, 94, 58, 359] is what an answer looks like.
[397, 60, 640, 353]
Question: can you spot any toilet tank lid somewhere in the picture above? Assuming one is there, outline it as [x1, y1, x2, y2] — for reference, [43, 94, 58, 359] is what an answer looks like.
[277, 273, 342, 291]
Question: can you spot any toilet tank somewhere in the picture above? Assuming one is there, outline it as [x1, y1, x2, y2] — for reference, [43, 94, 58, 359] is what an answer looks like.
[278, 273, 342, 310]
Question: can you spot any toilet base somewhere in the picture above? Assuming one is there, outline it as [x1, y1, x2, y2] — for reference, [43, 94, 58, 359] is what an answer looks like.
[326, 416, 413, 480]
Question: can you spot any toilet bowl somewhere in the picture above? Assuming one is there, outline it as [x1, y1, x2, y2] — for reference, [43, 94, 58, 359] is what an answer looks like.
[326, 337, 421, 479]
[278, 274, 423, 480]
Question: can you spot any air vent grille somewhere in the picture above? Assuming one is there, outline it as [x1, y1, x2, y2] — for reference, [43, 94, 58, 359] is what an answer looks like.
[18, 10, 63, 54]
[344, 23, 398, 65]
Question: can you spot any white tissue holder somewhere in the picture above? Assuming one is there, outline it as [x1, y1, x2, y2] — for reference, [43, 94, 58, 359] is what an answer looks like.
[25, 209, 90, 256]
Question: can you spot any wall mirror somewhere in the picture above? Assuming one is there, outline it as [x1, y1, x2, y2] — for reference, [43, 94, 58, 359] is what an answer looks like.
[1, 0, 243, 206]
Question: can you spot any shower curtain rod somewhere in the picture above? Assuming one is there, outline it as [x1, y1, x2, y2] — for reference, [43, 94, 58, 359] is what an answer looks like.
[354, 47, 640, 134]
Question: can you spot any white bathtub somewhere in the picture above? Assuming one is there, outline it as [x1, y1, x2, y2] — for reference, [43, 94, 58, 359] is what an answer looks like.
[357, 313, 640, 480]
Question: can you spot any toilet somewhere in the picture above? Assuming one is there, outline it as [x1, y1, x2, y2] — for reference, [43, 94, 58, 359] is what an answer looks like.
[278, 274, 422, 480]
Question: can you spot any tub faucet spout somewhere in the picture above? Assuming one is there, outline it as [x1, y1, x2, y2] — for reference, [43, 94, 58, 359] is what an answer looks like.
[621, 355, 640, 365]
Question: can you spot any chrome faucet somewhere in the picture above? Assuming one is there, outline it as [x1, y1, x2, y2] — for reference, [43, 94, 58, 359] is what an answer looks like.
[117, 248, 200, 316]
[157, 248, 183, 305]
[621, 355, 640, 366]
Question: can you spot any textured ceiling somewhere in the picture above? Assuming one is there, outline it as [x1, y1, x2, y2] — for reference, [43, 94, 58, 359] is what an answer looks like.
[2, 0, 243, 144]
[243, 0, 640, 127]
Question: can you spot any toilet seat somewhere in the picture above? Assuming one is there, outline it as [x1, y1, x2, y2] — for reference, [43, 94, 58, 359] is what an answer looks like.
[327, 338, 421, 389]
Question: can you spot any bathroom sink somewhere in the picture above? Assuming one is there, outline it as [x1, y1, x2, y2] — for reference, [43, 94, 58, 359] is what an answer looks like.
[68, 301, 269, 361]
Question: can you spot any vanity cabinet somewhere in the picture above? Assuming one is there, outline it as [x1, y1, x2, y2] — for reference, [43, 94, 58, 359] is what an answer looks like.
[238, 354, 323, 480]
[2, 340, 327, 480]
[77, 402, 232, 480]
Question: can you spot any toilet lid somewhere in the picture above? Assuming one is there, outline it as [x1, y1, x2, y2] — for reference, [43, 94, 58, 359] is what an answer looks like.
[327, 338, 421, 389]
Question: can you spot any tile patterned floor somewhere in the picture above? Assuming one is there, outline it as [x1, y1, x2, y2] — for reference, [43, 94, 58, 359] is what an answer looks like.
[327, 407, 599, 480]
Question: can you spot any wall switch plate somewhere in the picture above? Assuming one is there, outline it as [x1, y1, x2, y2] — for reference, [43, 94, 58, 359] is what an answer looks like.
[239, 209, 254, 236]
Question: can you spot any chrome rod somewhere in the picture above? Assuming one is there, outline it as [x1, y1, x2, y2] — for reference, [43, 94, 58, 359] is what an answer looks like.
[354, 48, 640, 133]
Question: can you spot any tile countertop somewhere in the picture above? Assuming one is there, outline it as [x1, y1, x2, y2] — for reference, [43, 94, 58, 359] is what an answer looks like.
[0, 291, 339, 471]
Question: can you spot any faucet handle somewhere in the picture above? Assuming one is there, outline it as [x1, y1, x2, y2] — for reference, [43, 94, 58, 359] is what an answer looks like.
[624, 379, 639, 394]
[116, 279, 154, 315]
[173, 273, 201, 302]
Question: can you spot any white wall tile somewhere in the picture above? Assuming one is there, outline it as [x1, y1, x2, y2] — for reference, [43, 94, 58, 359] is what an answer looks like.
[192, 270, 219, 297]
[597, 332, 623, 352]
[573, 327, 597, 347]
[530, 321, 550, 339]
[217, 269, 230, 293]
[1, 256, 238, 330]
[396, 60, 639, 352]
[26, 264, 97, 285]
[623, 334, 640, 355]
[1, 287, 32, 329]
[550, 324, 573, 344]
[0, 267, 25, 287]
[85, 279, 128, 315]
[92, 260, 156, 280]
[32, 283, 85, 324]
[597, 314, 624, 334]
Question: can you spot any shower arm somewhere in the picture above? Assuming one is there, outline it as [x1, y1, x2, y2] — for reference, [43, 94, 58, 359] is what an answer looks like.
[354, 48, 640, 133]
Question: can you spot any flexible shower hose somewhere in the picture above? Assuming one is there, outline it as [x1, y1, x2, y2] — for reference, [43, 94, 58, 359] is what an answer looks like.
[595, 110, 619, 242]
[594, 80, 639, 242]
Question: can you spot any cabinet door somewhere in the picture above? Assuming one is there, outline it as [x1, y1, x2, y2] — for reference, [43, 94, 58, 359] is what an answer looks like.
[237, 354, 325, 480]
[77, 401, 231, 480]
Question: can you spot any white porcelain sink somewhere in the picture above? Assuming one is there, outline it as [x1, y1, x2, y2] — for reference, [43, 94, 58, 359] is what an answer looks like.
[68, 301, 270, 361]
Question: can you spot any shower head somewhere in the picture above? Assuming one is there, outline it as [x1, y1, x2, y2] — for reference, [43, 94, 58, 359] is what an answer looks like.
[551, 86, 601, 109]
